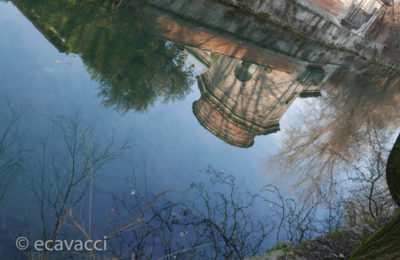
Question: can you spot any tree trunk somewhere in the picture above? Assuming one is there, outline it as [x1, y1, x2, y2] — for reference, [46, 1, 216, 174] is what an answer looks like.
[350, 133, 400, 259]
[387, 133, 400, 206]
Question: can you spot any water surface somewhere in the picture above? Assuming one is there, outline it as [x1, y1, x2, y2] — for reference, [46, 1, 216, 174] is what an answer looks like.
[1, 0, 399, 259]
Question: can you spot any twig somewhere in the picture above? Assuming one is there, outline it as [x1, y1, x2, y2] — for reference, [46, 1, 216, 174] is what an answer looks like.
[157, 243, 211, 260]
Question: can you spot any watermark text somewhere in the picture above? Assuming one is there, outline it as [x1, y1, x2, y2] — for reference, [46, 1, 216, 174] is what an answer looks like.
[16, 237, 107, 252]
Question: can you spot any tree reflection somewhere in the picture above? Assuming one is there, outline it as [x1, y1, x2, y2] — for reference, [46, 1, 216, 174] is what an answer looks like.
[268, 67, 400, 197]
[13, 0, 194, 112]
[0, 97, 24, 202]
[22, 114, 129, 259]
[0, 108, 386, 259]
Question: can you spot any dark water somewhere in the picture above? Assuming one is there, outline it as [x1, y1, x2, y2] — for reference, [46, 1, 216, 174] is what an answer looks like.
[0, 0, 399, 259]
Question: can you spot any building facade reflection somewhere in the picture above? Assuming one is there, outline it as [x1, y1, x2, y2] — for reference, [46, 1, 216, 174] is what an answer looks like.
[190, 49, 326, 147]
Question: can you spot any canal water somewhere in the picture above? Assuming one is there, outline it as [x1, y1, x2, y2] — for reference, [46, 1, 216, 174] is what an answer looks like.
[0, 0, 399, 259]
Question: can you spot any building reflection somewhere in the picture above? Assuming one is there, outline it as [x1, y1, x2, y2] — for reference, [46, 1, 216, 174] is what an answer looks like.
[153, 13, 331, 147]
[12, 0, 390, 148]
[189, 48, 325, 147]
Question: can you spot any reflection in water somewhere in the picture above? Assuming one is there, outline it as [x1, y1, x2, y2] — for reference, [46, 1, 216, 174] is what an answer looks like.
[2, 0, 400, 258]
[12, 0, 331, 148]
[0, 107, 332, 259]
[0, 99, 23, 201]
[12, 0, 194, 112]
[268, 67, 400, 197]
[191, 49, 325, 147]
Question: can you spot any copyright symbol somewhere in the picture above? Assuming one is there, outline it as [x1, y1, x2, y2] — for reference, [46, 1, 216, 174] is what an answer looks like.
[16, 237, 29, 250]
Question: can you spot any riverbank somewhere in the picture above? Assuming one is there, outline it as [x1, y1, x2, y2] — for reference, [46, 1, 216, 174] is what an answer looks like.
[247, 221, 383, 260]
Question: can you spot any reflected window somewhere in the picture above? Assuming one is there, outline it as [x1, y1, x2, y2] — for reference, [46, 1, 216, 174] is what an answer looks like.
[341, 6, 378, 30]
[297, 65, 326, 86]
[234, 61, 258, 82]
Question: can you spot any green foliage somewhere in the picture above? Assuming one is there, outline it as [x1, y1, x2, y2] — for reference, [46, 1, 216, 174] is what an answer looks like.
[13, 0, 194, 112]
[265, 240, 293, 253]
[265, 67, 273, 73]
[350, 209, 400, 259]
[210, 52, 220, 60]
[327, 230, 345, 238]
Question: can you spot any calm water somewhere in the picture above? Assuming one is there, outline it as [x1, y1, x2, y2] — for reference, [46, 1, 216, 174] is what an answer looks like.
[0, 0, 399, 259]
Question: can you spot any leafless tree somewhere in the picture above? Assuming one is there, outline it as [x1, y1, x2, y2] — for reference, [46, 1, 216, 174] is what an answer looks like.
[341, 127, 396, 226]
[19, 114, 129, 259]
[101, 165, 189, 260]
[366, 0, 400, 66]
[178, 167, 273, 259]
[261, 185, 323, 244]
[0, 96, 24, 201]
[105, 166, 274, 259]
[5, 108, 393, 259]
[268, 67, 400, 198]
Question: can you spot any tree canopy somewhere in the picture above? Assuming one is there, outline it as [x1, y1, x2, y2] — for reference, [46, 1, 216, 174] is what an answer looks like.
[13, 0, 194, 112]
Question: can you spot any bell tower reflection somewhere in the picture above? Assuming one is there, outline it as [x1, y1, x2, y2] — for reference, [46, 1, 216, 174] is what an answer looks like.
[191, 49, 325, 148]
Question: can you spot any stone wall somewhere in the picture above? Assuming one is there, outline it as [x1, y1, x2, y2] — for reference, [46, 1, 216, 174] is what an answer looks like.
[147, 0, 386, 71]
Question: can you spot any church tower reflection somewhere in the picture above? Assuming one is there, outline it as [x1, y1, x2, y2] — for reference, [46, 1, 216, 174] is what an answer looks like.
[190, 49, 326, 147]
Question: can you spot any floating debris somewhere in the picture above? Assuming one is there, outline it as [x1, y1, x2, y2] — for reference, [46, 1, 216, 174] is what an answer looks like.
[179, 231, 188, 237]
